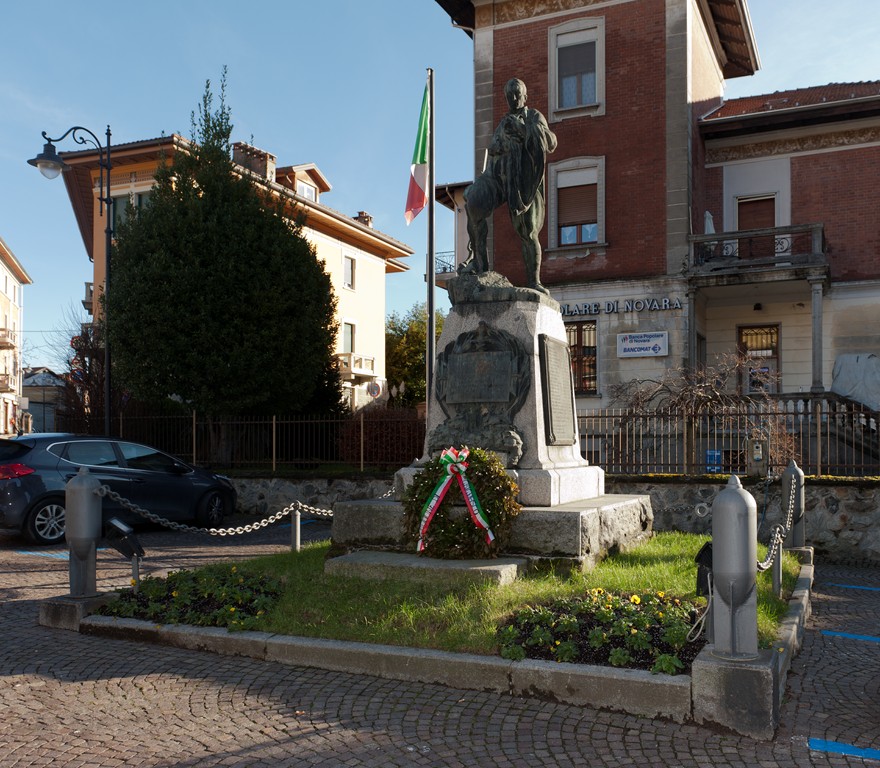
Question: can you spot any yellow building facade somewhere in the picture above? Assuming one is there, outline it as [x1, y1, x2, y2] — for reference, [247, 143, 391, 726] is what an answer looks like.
[59, 137, 412, 411]
[0, 235, 33, 433]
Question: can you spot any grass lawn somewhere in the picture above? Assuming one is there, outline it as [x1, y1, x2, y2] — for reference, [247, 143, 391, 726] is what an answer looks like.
[100, 531, 801, 674]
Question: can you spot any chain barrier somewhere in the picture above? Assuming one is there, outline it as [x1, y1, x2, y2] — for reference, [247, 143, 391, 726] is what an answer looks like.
[756, 477, 797, 572]
[95, 485, 334, 537]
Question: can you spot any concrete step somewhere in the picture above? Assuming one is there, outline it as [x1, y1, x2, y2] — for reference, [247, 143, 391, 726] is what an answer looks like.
[323, 550, 528, 586]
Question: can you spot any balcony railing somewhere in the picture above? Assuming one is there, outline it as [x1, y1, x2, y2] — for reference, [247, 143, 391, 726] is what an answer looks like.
[83, 282, 94, 312]
[0, 329, 16, 349]
[435, 250, 456, 275]
[0, 374, 15, 393]
[337, 352, 376, 380]
[689, 223, 825, 270]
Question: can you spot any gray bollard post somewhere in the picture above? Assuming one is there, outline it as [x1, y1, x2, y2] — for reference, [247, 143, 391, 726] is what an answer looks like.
[782, 460, 805, 549]
[65, 467, 103, 598]
[710, 475, 759, 660]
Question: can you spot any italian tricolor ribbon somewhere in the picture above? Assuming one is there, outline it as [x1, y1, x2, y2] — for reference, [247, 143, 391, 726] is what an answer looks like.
[416, 447, 496, 553]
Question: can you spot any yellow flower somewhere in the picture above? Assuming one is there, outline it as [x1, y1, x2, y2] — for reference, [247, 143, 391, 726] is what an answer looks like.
[229, 607, 236, 613]
[231, 566, 237, 573]
[630, 628, 638, 635]
[630, 595, 641, 605]
[130, 579, 137, 587]
[658, 611, 664, 618]
[171, 590, 179, 598]
[657, 591, 665, 598]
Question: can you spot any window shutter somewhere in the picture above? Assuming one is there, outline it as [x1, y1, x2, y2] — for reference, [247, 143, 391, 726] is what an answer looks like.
[558, 184, 597, 225]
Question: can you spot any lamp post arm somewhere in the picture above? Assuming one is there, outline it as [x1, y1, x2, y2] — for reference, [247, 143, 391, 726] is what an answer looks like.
[42, 126, 113, 214]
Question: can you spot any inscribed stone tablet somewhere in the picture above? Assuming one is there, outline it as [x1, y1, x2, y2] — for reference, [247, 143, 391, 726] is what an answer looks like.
[446, 351, 513, 404]
[539, 335, 577, 445]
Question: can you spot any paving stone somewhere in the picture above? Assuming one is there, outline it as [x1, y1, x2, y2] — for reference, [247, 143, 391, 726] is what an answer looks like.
[0, 523, 877, 766]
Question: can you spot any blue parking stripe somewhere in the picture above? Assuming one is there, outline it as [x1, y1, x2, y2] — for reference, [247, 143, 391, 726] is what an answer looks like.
[809, 738, 880, 761]
[822, 630, 880, 644]
[827, 582, 880, 592]
[16, 548, 110, 560]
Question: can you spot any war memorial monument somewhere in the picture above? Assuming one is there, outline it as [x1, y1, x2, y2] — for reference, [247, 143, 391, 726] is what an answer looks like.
[329, 80, 652, 575]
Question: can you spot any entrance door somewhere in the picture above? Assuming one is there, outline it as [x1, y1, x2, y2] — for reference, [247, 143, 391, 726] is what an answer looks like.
[737, 196, 776, 259]
[738, 325, 780, 393]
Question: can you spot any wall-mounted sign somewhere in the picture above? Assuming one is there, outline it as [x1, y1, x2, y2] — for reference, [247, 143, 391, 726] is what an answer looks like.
[617, 331, 669, 358]
[561, 297, 682, 317]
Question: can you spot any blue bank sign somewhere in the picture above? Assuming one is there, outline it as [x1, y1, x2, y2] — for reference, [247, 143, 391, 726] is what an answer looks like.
[617, 331, 669, 358]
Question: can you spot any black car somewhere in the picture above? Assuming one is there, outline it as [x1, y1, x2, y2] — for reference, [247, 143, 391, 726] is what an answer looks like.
[0, 434, 236, 545]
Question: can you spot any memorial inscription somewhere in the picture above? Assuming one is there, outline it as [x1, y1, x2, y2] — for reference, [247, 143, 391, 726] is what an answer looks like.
[539, 334, 577, 446]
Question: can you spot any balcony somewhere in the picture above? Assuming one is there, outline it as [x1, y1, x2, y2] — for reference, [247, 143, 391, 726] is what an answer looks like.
[337, 352, 377, 382]
[0, 375, 15, 393]
[82, 282, 94, 312]
[0, 329, 16, 349]
[688, 223, 827, 282]
[433, 250, 457, 288]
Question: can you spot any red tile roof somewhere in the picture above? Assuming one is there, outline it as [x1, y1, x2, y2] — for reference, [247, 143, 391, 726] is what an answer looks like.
[706, 82, 880, 120]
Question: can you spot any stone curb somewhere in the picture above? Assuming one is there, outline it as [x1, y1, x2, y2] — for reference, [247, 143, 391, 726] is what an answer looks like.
[79, 615, 692, 722]
[76, 559, 813, 732]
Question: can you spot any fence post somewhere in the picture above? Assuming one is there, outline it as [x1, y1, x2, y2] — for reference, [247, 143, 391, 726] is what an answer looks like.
[359, 409, 365, 473]
[192, 410, 197, 466]
[782, 459, 806, 548]
[272, 415, 277, 474]
[710, 475, 759, 660]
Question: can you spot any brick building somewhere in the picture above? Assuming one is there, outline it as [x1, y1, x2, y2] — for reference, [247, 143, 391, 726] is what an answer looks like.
[435, 0, 880, 408]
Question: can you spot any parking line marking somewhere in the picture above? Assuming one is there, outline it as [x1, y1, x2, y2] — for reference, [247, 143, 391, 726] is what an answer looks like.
[809, 738, 880, 761]
[16, 548, 110, 560]
[827, 582, 880, 592]
[821, 630, 880, 644]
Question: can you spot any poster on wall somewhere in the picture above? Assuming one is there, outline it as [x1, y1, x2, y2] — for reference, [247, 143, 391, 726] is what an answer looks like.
[617, 331, 669, 358]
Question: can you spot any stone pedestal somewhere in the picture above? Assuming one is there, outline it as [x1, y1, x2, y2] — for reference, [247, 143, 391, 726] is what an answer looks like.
[406, 271, 603, 507]
[328, 272, 650, 576]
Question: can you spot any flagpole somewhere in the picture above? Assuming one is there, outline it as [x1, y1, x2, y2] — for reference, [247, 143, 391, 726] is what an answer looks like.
[426, 67, 436, 428]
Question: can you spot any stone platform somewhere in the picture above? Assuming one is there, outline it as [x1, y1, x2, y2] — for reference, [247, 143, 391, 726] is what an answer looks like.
[329, 493, 653, 573]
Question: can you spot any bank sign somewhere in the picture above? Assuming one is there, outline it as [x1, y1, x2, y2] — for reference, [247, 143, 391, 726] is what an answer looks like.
[560, 297, 682, 316]
[617, 331, 669, 358]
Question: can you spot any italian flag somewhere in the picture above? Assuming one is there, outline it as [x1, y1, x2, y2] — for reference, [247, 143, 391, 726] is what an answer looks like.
[404, 81, 430, 224]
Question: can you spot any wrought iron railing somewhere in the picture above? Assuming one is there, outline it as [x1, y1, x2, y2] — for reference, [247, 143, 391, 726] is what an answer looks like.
[579, 394, 879, 476]
[689, 223, 825, 268]
[435, 250, 456, 274]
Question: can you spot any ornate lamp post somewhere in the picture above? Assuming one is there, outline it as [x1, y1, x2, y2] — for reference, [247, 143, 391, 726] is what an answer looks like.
[29, 126, 112, 435]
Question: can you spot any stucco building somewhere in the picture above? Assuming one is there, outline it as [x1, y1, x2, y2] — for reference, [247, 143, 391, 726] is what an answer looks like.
[434, 0, 880, 410]
[57, 137, 413, 410]
[0, 235, 32, 433]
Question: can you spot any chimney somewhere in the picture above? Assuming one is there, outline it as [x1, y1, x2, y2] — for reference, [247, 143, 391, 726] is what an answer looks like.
[355, 211, 374, 228]
[232, 142, 276, 183]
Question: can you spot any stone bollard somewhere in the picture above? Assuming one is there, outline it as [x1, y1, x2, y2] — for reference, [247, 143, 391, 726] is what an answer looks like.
[782, 459, 806, 549]
[710, 475, 758, 660]
[65, 467, 102, 598]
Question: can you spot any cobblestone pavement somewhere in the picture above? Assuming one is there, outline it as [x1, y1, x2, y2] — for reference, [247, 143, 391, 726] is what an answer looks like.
[1, 520, 877, 767]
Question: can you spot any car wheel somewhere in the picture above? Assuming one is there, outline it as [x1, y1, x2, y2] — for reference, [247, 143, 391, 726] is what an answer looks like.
[25, 498, 67, 545]
[196, 490, 228, 528]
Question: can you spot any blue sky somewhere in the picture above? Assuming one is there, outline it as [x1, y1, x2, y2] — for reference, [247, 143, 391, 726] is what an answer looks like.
[2, 0, 879, 369]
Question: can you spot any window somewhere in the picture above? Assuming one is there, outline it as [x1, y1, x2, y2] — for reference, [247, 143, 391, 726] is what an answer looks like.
[567, 321, 597, 395]
[548, 158, 605, 250]
[297, 181, 317, 201]
[343, 322, 355, 354]
[549, 17, 605, 121]
[343, 256, 356, 290]
[112, 191, 151, 231]
[118, 441, 179, 472]
[63, 440, 119, 468]
[738, 325, 779, 393]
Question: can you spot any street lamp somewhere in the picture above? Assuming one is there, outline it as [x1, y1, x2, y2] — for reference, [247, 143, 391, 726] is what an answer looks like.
[28, 126, 113, 436]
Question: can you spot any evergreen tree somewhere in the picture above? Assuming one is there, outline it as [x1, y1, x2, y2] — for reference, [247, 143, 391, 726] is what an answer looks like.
[108, 72, 341, 415]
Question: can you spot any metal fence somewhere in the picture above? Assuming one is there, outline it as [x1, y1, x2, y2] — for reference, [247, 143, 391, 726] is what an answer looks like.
[57, 393, 879, 476]
[579, 394, 880, 476]
[58, 408, 426, 472]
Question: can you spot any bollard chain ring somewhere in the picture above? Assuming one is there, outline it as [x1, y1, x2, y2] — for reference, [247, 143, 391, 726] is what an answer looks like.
[94, 485, 333, 536]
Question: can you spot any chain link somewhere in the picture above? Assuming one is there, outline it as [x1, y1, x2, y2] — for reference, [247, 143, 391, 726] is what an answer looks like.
[95, 484, 334, 536]
[756, 476, 797, 572]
